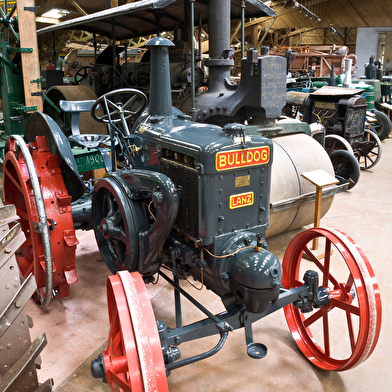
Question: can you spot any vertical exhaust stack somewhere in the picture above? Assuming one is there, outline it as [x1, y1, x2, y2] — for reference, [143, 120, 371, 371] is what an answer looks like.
[205, 0, 233, 92]
[146, 37, 175, 116]
[343, 58, 353, 87]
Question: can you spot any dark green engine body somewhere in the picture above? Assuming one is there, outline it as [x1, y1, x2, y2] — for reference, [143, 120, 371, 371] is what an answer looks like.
[129, 94, 281, 313]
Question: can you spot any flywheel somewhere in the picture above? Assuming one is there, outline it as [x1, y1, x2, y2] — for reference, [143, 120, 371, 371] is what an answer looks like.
[3, 135, 79, 304]
[92, 176, 148, 274]
[282, 227, 382, 371]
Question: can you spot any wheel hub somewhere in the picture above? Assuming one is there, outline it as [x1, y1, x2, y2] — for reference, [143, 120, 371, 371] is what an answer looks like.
[98, 219, 110, 239]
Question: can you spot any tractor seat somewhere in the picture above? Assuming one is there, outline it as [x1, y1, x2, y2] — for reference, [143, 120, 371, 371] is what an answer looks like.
[59, 99, 97, 136]
[68, 134, 115, 148]
[60, 99, 116, 173]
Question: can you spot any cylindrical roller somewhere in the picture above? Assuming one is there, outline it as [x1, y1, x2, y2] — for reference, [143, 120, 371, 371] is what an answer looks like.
[43, 85, 107, 136]
[267, 133, 335, 237]
[286, 90, 310, 107]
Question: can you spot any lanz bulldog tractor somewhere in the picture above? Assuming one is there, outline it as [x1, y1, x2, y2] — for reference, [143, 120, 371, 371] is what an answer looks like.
[3, 37, 382, 391]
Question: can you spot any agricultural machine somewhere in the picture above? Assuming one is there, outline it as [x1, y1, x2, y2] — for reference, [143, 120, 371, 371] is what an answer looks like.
[3, 32, 382, 390]
[285, 85, 383, 188]
[0, 0, 383, 389]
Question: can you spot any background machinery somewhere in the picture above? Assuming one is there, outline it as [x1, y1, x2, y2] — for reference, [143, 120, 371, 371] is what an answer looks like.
[37, 0, 343, 239]
[285, 85, 382, 187]
[3, 32, 382, 390]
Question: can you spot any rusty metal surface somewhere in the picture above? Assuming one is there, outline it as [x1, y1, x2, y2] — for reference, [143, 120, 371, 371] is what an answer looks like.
[0, 205, 53, 392]
[0, 333, 50, 392]
[311, 85, 364, 96]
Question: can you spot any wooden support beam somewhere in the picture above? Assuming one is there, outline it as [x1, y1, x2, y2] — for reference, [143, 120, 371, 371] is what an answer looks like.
[70, 0, 88, 16]
[16, 0, 43, 111]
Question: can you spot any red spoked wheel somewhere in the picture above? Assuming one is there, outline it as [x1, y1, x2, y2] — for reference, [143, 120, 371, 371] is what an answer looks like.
[282, 227, 382, 371]
[3, 135, 78, 305]
[102, 271, 168, 392]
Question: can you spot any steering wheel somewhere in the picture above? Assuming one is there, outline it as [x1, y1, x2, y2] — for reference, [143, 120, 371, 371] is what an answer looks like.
[74, 66, 94, 84]
[91, 88, 148, 124]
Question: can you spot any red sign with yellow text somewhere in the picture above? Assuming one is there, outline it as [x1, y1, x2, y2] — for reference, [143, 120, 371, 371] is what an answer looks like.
[229, 192, 254, 209]
[216, 146, 270, 171]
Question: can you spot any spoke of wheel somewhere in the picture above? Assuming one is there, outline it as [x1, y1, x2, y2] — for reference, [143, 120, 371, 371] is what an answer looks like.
[4, 166, 24, 194]
[367, 155, 375, 164]
[110, 328, 122, 355]
[304, 241, 339, 288]
[124, 109, 137, 116]
[346, 274, 354, 288]
[303, 245, 320, 264]
[107, 306, 120, 352]
[103, 193, 110, 216]
[112, 226, 126, 242]
[303, 307, 324, 328]
[107, 100, 120, 111]
[113, 210, 122, 226]
[330, 298, 360, 316]
[323, 239, 332, 287]
[111, 373, 131, 391]
[346, 311, 356, 352]
[124, 95, 138, 108]
[323, 308, 330, 356]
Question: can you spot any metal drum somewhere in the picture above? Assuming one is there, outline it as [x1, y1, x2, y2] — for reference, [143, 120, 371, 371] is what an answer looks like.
[267, 133, 335, 237]
[43, 85, 107, 136]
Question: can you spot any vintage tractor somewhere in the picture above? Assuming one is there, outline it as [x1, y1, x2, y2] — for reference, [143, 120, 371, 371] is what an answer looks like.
[3, 37, 382, 390]
[285, 85, 382, 188]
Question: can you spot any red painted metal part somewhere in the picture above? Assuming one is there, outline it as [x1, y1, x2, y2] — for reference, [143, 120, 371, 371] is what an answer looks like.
[103, 271, 168, 392]
[282, 227, 382, 371]
[3, 135, 78, 299]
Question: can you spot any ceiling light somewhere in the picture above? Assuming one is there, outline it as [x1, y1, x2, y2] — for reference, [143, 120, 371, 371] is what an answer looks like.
[41, 8, 69, 19]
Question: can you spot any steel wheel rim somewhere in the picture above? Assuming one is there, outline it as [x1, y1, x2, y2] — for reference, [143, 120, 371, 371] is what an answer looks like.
[282, 227, 382, 371]
[103, 271, 168, 392]
[357, 128, 382, 170]
[325, 134, 354, 155]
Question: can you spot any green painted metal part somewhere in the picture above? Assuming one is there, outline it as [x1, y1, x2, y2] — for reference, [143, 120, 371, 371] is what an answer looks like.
[72, 147, 105, 173]
[0, 6, 34, 160]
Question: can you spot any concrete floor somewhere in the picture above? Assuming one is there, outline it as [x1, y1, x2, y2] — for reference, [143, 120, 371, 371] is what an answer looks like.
[26, 138, 391, 392]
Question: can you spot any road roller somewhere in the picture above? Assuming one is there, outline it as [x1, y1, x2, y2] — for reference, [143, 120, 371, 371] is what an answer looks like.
[3, 35, 382, 391]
